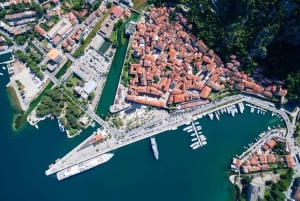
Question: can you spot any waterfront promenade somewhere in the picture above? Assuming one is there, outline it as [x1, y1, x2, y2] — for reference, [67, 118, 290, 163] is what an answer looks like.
[45, 94, 295, 176]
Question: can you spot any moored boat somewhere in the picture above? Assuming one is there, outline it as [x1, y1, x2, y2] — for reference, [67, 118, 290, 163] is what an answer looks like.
[56, 153, 114, 181]
[150, 137, 159, 160]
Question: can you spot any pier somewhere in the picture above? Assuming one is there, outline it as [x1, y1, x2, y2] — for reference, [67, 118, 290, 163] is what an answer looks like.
[191, 121, 204, 147]
[45, 94, 295, 176]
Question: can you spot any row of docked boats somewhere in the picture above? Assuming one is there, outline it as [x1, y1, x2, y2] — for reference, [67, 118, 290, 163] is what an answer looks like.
[246, 103, 267, 115]
[190, 134, 207, 150]
[207, 102, 246, 121]
[183, 121, 207, 150]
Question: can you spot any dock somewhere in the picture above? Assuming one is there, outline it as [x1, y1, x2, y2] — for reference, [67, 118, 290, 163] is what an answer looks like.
[191, 121, 205, 147]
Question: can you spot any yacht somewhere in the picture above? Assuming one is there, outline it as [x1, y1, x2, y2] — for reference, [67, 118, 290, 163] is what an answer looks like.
[183, 126, 192, 131]
[187, 128, 193, 133]
[150, 137, 159, 160]
[192, 142, 202, 150]
[56, 153, 114, 181]
[196, 126, 202, 130]
[190, 142, 198, 148]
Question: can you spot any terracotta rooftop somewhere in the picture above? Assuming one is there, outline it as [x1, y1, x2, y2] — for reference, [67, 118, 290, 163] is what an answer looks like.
[35, 25, 46, 36]
[267, 139, 277, 149]
[199, 86, 212, 99]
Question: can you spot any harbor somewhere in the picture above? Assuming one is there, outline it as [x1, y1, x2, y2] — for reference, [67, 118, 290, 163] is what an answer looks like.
[45, 94, 294, 179]
[0, 73, 288, 201]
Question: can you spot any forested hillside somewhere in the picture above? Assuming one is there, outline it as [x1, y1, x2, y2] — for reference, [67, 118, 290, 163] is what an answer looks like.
[148, 0, 300, 101]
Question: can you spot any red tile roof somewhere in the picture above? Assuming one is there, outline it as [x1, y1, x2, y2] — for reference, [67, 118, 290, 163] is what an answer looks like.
[35, 25, 46, 36]
[199, 86, 212, 99]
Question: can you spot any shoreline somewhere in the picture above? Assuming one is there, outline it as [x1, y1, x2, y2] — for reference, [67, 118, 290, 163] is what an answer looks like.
[6, 81, 28, 112]
[6, 83, 28, 131]
[6, 84, 25, 113]
[27, 108, 81, 139]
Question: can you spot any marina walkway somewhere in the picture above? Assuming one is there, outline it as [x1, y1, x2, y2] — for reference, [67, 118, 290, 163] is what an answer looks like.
[191, 121, 203, 146]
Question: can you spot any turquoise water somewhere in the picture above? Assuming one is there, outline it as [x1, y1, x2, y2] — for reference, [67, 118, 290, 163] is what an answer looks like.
[0, 70, 285, 201]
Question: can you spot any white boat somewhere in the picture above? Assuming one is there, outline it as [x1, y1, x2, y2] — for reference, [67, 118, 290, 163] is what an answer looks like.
[2, 66, 6, 70]
[183, 126, 192, 131]
[187, 128, 193, 133]
[191, 133, 196, 137]
[199, 135, 206, 140]
[190, 142, 198, 148]
[58, 119, 65, 132]
[202, 141, 207, 145]
[34, 124, 39, 129]
[192, 142, 202, 150]
[238, 102, 244, 113]
[150, 137, 159, 160]
[56, 153, 114, 181]
[0, 72, 3, 76]
[171, 126, 177, 130]
[196, 126, 202, 130]
[194, 122, 199, 125]
[226, 107, 230, 114]
[191, 138, 197, 142]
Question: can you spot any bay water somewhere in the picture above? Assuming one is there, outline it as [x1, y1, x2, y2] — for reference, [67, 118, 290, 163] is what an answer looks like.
[0, 72, 284, 201]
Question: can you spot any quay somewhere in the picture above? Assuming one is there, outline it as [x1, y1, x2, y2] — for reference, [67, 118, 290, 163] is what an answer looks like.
[45, 94, 295, 176]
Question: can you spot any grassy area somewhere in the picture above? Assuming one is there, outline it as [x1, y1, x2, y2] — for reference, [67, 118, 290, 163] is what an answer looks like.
[98, 40, 112, 55]
[73, 7, 112, 58]
[133, 0, 148, 10]
[208, 90, 240, 101]
[40, 16, 60, 31]
[55, 60, 72, 79]
[13, 81, 54, 130]
[109, 31, 118, 46]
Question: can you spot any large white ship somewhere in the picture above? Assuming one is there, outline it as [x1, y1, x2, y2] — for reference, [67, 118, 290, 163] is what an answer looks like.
[150, 137, 159, 160]
[56, 153, 114, 181]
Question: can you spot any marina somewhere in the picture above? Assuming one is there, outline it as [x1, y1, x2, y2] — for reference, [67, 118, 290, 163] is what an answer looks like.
[45, 94, 294, 181]
[0, 73, 289, 201]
